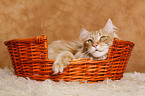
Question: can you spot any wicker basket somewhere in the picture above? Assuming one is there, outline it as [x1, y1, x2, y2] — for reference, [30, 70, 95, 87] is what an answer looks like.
[4, 35, 135, 83]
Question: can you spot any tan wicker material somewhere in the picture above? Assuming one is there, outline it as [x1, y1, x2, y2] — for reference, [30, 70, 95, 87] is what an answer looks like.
[4, 35, 135, 83]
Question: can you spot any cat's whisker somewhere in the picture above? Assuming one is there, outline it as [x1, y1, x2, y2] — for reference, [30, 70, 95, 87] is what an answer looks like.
[80, 52, 87, 58]
[84, 51, 90, 58]
[84, 51, 89, 54]
[78, 51, 89, 58]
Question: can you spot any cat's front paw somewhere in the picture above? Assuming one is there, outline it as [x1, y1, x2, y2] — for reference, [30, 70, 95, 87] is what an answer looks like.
[53, 59, 67, 74]
[52, 51, 74, 74]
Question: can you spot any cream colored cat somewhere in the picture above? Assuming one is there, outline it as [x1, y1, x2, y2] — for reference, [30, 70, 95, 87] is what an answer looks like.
[48, 19, 119, 74]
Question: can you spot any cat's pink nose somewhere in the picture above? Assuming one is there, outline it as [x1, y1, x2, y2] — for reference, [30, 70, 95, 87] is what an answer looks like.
[93, 43, 97, 47]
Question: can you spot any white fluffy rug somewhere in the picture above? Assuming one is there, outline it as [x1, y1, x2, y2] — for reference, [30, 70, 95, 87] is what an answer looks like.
[0, 68, 145, 96]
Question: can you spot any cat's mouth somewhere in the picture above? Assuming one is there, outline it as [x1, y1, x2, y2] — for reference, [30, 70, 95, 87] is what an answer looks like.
[95, 49, 102, 52]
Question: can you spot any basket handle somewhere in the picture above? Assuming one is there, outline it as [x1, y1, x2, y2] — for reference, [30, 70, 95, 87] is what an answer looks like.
[4, 35, 48, 46]
[34, 35, 47, 44]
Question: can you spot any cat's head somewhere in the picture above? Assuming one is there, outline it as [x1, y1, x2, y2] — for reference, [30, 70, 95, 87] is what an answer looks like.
[80, 19, 118, 59]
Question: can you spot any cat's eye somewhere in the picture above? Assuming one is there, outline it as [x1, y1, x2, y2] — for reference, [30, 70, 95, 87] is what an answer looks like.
[87, 39, 93, 43]
[100, 36, 108, 41]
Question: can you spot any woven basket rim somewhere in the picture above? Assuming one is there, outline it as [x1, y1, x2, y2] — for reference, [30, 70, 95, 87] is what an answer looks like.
[4, 35, 135, 63]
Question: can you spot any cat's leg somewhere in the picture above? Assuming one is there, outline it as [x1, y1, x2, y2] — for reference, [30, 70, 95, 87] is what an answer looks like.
[53, 51, 74, 74]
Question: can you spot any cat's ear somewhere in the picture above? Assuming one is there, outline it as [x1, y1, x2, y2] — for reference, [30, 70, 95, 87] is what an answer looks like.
[79, 27, 89, 41]
[103, 19, 117, 33]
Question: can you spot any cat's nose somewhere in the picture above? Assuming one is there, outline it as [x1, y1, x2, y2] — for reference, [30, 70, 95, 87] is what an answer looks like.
[93, 43, 97, 47]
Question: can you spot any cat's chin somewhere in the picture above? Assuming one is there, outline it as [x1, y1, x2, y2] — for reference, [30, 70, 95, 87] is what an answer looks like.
[91, 49, 108, 59]
[94, 55, 108, 60]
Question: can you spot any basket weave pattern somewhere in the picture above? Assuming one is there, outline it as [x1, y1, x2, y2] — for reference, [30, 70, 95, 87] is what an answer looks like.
[4, 35, 134, 83]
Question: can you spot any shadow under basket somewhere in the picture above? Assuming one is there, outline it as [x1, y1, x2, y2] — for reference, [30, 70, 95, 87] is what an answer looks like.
[4, 35, 135, 83]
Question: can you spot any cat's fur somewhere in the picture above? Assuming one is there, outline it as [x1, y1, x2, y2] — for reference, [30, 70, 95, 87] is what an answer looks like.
[48, 19, 119, 74]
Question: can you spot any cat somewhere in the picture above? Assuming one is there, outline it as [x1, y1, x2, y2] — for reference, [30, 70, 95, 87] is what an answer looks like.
[48, 19, 119, 74]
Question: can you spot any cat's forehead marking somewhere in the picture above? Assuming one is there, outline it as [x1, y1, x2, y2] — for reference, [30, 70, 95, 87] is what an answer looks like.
[89, 31, 102, 42]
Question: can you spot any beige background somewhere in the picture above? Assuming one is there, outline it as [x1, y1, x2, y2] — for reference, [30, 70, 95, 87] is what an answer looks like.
[0, 0, 145, 72]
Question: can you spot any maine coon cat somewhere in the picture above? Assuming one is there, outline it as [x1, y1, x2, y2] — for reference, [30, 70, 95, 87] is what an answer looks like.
[48, 19, 119, 74]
